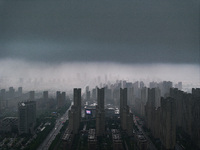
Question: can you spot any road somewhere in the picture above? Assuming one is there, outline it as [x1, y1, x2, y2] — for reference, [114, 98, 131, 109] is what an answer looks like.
[133, 115, 157, 150]
[37, 105, 72, 150]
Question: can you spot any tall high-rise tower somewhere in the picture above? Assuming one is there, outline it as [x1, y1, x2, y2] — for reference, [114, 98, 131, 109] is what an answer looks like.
[74, 88, 81, 119]
[96, 88, 105, 136]
[120, 88, 127, 124]
[43, 91, 48, 100]
[160, 97, 176, 149]
[18, 101, 36, 134]
[18, 87, 22, 97]
[120, 88, 133, 135]
[29, 91, 35, 101]
[147, 88, 161, 109]
[68, 88, 81, 134]
[97, 88, 104, 110]
[56, 91, 61, 108]
[145, 88, 161, 130]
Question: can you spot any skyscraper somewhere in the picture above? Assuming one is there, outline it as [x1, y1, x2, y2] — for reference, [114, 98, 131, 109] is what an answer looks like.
[8, 87, 15, 99]
[120, 88, 127, 129]
[57, 91, 66, 108]
[97, 88, 104, 110]
[18, 87, 22, 97]
[85, 86, 91, 101]
[56, 91, 61, 106]
[140, 87, 148, 117]
[29, 91, 35, 101]
[18, 101, 36, 134]
[96, 88, 105, 136]
[145, 89, 176, 149]
[0, 89, 6, 108]
[145, 88, 161, 129]
[160, 97, 176, 149]
[148, 88, 161, 109]
[74, 88, 81, 120]
[120, 88, 133, 135]
[68, 88, 81, 134]
[43, 91, 48, 101]
[161, 81, 173, 97]
[127, 87, 134, 105]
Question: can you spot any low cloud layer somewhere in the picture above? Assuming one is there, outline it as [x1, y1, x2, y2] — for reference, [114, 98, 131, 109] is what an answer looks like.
[0, 59, 199, 92]
[0, 1, 199, 92]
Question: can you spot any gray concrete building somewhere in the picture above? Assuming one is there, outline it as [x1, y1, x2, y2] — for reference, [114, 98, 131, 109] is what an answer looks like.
[68, 88, 82, 134]
[18, 101, 36, 134]
[96, 88, 105, 136]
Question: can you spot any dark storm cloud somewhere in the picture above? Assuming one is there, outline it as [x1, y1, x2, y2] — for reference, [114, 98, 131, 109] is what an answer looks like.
[0, 0, 199, 63]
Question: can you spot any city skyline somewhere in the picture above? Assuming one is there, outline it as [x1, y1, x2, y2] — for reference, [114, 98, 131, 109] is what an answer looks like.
[0, 1, 200, 149]
[0, 79, 200, 149]
[0, 60, 199, 91]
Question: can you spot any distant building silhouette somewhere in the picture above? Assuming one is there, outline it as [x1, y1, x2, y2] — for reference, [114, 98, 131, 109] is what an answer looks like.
[29, 91, 35, 101]
[175, 82, 182, 90]
[0, 89, 6, 109]
[56, 91, 66, 108]
[43, 91, 48, 100]
[18, 87, 22, 97]
[161, 81, 172, 97]
[8, 87, 15, 99]
[85, 86, 91, 101]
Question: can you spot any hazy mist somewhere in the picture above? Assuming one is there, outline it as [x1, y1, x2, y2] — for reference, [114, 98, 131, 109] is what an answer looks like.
[0, 59, 199, 92]
[0, 0, 199, 92]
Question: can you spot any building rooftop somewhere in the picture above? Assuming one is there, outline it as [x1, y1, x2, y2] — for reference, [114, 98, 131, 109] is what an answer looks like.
[88, 129, 96, 141]
[62, 128, 72, 141]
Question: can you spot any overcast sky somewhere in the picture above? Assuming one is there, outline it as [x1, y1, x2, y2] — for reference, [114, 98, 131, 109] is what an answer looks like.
[0, 0, 199, 64]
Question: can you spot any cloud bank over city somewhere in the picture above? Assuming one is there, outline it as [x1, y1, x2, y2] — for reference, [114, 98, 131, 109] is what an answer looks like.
[0, 59, 199, 91]
[0, 0, 199, 90]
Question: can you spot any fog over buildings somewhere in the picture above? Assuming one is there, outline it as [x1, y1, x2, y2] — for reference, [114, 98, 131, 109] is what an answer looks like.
[0, 0, 199, 91]
[0, 1, 200, 149]
[0, 59, 199, 92]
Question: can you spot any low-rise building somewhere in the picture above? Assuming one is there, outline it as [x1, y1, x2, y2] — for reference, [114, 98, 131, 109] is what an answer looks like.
[0, 117, 18, 133]
[135, 132, 148, 150]
[111, 129, 124, 150]
[88, 129, 97, 150]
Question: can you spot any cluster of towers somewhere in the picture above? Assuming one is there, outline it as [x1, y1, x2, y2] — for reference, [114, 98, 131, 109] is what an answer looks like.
[67, 87, 133, 139]
[144, 87, 200, 149]
[170, 88, 200, 148]
[0, 87, 23, 111]
[145, 89, 176, 149]
[10, 89, 67, 135]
